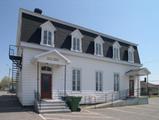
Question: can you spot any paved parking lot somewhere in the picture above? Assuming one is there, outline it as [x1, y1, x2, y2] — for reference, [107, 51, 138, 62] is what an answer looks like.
[0, 91, 42, 120]
[0, 91, 158, 120]
[42, 97, 159, 120]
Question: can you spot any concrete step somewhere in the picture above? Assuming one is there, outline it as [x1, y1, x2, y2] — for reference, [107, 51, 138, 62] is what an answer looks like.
[38, 106, 69, 110]
[35, 100, 71, 113]
[38, 101, 66, 105]
[39, 108, 71, 113]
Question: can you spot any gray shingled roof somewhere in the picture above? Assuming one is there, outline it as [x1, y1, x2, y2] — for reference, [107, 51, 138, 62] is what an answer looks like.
[20, 12, 141, 64]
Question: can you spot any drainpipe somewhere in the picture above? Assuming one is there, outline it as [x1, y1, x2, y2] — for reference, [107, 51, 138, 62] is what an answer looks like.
[64, 65, 66, 97]
[37, 62, 39, 100]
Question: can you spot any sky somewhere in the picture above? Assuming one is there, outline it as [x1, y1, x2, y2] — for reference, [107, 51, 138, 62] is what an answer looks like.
[0, 0, 159, 84]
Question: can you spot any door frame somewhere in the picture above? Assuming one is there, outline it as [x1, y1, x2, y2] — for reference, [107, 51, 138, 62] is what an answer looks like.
[41, 73, 52, 99]
[129, 79, 135, 96]
[39, 65, 53, 99]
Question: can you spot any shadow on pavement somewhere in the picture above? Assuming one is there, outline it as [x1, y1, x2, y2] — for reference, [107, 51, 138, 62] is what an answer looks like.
[0, 91, 33, 113]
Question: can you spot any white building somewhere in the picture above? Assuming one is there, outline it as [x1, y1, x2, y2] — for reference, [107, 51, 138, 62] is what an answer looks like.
[9, 8, 150, 107]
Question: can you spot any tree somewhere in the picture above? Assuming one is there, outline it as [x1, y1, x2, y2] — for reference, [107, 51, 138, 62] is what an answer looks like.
[0, 76, 11, 90]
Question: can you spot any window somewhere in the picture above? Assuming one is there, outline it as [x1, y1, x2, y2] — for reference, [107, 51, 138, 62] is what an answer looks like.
[43, 31, 52, 46]
[114, 73, 120, 91]
[72, 69, 81, 91]
[44, 30, 47, 44]
[113, 47, 120, 59]
[71, 29, 83, 52]
[41, 66, 52, 72]
[128, 46, 134, 63]
[94, 36, 104, 56]
[48, 31, 52, 45]
[96, 71, 103, 91]
[95, 43, 102, 55]
[72, 37, 80, 51]
[40, 21, 56, 47]
[113, 42, 120, 60]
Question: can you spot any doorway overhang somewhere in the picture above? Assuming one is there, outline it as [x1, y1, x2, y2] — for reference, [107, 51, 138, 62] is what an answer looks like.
[32, 49, 71, 66]
[126, 67, 151, 76]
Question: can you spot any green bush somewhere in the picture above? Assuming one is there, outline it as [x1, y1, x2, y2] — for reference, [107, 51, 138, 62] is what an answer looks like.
[63, 96, 82, 112]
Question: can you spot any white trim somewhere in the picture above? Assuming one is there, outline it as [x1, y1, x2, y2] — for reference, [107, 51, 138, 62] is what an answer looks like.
[18, 8, 138, 46]
[72, 68, 82, 92]
[16, 8, 23, 46]
[128, 46, 135, 63]
[95, 70, 103, 92]
[34, 49, 71, 64]
[21, 41, 142, 67]
[113, 41, 121, 60]
[40, 21, 56, 47]
[94, 36, 104, 56]
[71, 29, 83, 52]
[114, 73, 120, 92]
[39, 64, 53, 99]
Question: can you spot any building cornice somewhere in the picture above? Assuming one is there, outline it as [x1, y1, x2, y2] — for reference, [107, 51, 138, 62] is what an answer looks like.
[21, 41, 142, 67]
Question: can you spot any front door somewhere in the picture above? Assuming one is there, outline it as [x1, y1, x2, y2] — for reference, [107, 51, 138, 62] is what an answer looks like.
[41, 73, 52, 99]
[129, 80, 134, 96]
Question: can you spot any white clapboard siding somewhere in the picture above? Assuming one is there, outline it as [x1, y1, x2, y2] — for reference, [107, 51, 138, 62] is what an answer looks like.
[19, 46, 139, 106]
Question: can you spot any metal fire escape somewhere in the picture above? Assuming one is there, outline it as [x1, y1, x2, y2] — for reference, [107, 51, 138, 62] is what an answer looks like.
[9, 45, 23, 91]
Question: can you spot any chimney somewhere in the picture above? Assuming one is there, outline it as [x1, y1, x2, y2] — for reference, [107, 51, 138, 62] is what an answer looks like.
[34, 8, 42, 14]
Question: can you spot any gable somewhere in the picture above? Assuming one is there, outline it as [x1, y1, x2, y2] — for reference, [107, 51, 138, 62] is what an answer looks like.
[33, 49, 70, 65]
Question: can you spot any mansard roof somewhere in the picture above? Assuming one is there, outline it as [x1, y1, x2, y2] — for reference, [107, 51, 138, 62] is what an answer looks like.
[20, 9, 141, 64]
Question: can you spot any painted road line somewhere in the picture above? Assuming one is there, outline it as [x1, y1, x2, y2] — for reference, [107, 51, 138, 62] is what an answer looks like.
[39, 114, 46, 120]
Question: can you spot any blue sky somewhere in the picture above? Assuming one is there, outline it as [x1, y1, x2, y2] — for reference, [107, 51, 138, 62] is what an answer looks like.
[0, 0, 159, 84]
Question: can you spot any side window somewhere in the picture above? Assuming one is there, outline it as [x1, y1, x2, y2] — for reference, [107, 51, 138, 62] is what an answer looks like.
[72, 69, 81, 91]
[96, 71, 103, 91]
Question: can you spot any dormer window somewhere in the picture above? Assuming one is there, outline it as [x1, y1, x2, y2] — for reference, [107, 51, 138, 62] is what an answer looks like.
[94, 36, 104, 56]
[128, 46, 134, 63]
[71, 29, 83, 52]
[73, 37, 80, 51]
[40, 21, 56, 47]
[43, 30, 52, 45]
[113, 41, 121, 60]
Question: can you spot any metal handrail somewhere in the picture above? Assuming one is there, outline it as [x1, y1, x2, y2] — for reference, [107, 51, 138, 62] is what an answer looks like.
[9, 45, 23, 57]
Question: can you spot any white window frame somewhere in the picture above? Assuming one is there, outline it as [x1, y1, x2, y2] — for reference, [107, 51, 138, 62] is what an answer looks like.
[128, 46, 135, 63]
[94, 36, 104, 56]
[114, 73, 120, 92]
[72, 68, 81, 92]
[95, 71, 103, 92]
[71, 29, 83, 52]
[40, 21, 56, 47]
[113, 41, 121, 60]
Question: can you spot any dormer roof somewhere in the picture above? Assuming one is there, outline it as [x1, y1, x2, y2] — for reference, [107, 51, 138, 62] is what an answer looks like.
[94, 36, 104, 43]
[71, 29, 83, 38]
[40, 21, 56, 31]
